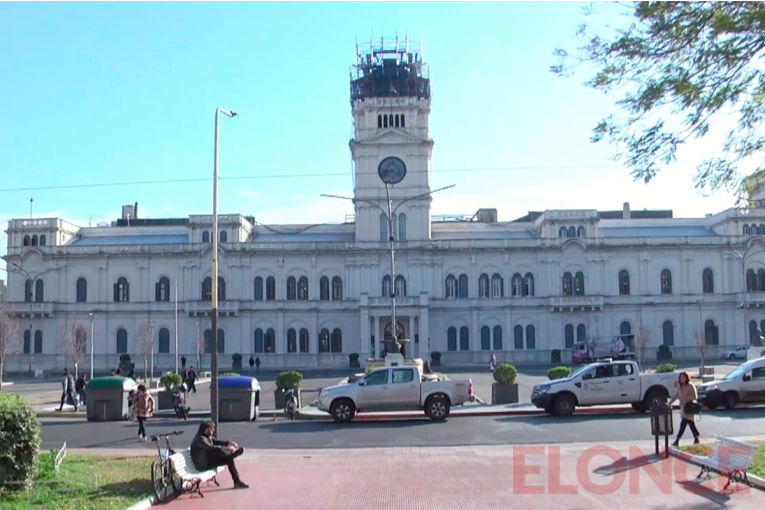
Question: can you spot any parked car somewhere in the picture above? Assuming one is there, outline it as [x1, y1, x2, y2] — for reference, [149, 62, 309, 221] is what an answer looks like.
[531, 360, 676, 416]
[723, 346, 749, 360]
[316, 365, 473, 423]
[697, 357, 765, 410]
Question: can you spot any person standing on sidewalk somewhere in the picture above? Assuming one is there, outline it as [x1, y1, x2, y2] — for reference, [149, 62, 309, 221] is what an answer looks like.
[490, 353, 497, 372]
[186, 366, 198, 393]
[669, 371, 700, 446]
[59, 369, 77, 412]
[131, 384, 155, 441]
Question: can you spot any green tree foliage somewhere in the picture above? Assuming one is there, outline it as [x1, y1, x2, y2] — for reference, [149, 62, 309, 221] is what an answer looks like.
[552, 2, 765, 198]
[0, 392, 41, 490]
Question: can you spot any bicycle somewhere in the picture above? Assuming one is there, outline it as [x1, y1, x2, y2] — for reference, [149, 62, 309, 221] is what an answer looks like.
[150, 430, 184, 503]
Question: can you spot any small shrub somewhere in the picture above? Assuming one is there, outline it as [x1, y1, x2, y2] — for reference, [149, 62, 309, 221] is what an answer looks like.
[0, 392, 41, 490]
[119, 354, 131, 364]
[430, 351, 442, 361]
[493, 363, 518, 385]
[548, 366, 572, 380]
[349, 353, 360, 361]
[275, 371, 303, 390]
[656, 363, 677, 373]
[159, 372, 183, 392]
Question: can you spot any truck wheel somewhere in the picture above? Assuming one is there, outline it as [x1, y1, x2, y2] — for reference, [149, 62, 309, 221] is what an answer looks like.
[424, 396, 451, 421]
[643, 390, 667, 410]
[723, 392, 738, 410]
[631, 403, 647, 413]
[330, 399, 356, 423]
[552, 394, 576, 417]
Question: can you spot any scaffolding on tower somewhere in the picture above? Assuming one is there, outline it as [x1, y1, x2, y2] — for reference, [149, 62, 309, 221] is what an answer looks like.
[350, 34, 430, 104]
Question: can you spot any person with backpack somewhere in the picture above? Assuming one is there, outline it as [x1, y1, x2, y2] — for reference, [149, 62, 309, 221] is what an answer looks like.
[131, 384, 155, 441]
[58, 368, 78, 412]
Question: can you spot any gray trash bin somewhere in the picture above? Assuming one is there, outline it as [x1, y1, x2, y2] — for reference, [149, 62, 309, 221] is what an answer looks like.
[86, 376, 138, 422]
[219, 375, 261, 421]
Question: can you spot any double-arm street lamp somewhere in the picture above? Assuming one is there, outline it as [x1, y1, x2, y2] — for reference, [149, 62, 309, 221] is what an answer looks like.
[322, 161, 454, 356]
[211, 107, 238, 432]
[88, 312, 95, 379]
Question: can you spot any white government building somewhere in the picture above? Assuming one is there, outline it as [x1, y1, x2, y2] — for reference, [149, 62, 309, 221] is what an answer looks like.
[4, 40, 765, 373]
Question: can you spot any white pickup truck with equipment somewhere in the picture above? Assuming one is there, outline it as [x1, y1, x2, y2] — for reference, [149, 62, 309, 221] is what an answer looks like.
[316, 364, 474, 422]
[531, 360, 676, 416]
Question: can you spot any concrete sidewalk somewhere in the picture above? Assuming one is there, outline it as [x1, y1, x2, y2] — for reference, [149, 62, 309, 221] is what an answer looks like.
[158, 441, 765, 509]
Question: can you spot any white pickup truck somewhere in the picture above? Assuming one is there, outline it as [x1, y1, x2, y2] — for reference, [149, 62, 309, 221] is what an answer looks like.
[316, 365, 474, 422]
[530, 360, 676, 416]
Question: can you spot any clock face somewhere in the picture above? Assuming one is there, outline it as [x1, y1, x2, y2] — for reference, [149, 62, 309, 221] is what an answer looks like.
[377, 156, 407, 185]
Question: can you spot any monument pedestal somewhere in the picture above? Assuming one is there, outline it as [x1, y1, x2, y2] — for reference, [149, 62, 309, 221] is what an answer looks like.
[385, 353, 404, 367]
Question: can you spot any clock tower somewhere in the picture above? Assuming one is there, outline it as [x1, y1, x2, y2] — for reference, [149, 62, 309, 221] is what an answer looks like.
[349, 36, 434, 243]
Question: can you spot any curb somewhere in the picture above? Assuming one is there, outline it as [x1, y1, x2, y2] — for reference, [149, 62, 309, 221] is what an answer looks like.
[669, 446, 765, 491]
[124, 496, 156, 510]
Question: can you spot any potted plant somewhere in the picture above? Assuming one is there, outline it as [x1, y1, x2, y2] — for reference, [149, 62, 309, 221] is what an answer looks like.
[430, 351, 442, 368]
[550, 349, 562, 365]
[656, 345, 672, 361]
[119, 354, 134, 374]
[491, 363, 519, 404]
[274, 370, 303, 410]
[232, 353, 243, 371]
[157, 372, 183, 409]
[547, 366, 572, 380]
[349, 353, 360, 369]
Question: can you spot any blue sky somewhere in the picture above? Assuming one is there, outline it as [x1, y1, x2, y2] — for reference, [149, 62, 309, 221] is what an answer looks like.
[0, 1, 738, 244]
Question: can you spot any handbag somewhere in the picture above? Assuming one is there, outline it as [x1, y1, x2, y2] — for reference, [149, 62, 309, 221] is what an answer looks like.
[684, 401, 702, 415]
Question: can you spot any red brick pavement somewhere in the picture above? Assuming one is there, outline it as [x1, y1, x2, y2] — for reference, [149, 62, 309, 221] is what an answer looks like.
[164, 443, 765, 509]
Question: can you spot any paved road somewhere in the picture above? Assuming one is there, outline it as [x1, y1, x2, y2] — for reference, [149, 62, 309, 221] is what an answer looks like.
[40, 405, 765, 451]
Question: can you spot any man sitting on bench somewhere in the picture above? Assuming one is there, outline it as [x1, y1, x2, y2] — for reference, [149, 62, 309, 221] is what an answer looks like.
[190, 420, 249, 489]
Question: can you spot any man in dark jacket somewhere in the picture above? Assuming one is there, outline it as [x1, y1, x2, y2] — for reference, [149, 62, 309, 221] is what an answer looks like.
[190, 421, 248, 489]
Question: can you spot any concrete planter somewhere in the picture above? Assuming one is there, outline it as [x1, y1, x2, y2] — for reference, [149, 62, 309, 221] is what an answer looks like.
[157, 390, 176, 410]
[430, 358, 441, 368]
[349, 360, 360, 369]
[274, 388, 301, 410]
[491, 383, 519, 405]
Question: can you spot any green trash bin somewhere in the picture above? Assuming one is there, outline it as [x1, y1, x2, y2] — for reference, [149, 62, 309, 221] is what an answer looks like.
[86, 376, 138, 422]
[219, 376, 261, 422]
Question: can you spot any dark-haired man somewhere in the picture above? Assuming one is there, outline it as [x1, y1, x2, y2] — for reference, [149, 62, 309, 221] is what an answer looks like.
[190, 421, 248, 489]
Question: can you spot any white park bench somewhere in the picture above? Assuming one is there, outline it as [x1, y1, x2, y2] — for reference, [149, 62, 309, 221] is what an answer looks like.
[169, 448, 224, 498]
[694, 435, 757, 491]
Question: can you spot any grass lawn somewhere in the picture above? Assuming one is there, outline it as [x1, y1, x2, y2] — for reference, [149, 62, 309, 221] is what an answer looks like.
[1, 451, 154, 510]
[680, 441, 765, 479]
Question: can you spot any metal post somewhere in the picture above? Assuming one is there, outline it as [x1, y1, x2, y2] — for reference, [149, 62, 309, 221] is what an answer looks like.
[89, 313, 95, 379]
[385, 183, 397, 353]
[150, 320, 155, 382]
[663, 412, 670, 459]
[174, 279, 179, 374]
[211, 108, 220, 433]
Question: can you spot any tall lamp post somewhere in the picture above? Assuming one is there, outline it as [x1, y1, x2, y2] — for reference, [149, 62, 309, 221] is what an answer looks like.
[88, 312, 95, 379]
[322, 157, 454, 355]
[211, 107, 238, 432]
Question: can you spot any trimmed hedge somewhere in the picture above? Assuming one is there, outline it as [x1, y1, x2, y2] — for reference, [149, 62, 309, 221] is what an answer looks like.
[159, 373, 183, 392]
[656, 363, 677, 373]
[548, 366, 573, 380]
[275, 371, 303, 390]
[0, 392, 41, 491]
[493, 363, 518, 385]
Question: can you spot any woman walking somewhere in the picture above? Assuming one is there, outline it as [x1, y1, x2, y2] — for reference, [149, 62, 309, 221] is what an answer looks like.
[131, 384, 155, 441]
[669, 371, 700, 446]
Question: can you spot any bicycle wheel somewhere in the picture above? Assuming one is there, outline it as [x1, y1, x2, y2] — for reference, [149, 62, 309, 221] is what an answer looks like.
[168, 456, 182, 493]
[151, 459, 172, 503]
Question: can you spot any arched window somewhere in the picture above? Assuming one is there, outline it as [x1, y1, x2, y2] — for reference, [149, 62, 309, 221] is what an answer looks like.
[377, 114, 383, 128]
[114, 277, 129, 302]
[380, 213, 388, 241]
[382, 275, 391, 297]
[31, 235, 38, 246]
[445, 275, 457, 298]
[287, 329, 297, 353]
[287, 276, 297, 300]
[75, 328, 87, 354]
[618, 270, 631, 295]
[383, 115, 388, 128]
[331, 328, 342, 353]
[254, 277, 264, 300]
[564, 324, 574, 348]
[24, 280, 32, 303]
[265, 328, 275, 353]
[394, 114, 400, 128]
[34, 330, 42, 354]
[459, 326, 470, 351]
[758, 269, 765, 291]
[319, 276, 330, 301]
[297, 276, 309, 300]
[576, 324, 586, 343]
[394, 275, 406, 297]
[704, 320, 719, 345]
[39, 235, 46, 246]
[478, 274, 489, 298]
[116, 328, 128, 353]
[523, 273, 534, 297]
[744, 225, 752, 235]
[514, 325, 524, 350]
[512, 273, 522, 297]
[749, 320, 758, 342]
[562, 272, 573, 296]
[662, 321, 674, 346]
[526, 325, 536, 350]
[219, 230, 228, 243]
[619, 322, 633, 349]
[702, 268, 714, 293]
[201, 276, 226, 300]
[566, 226, 576, 238]
[204, 328, 226, 353]
[447, 327, 457, 351]
[747, 269, 757, 291]
[23, 330, 30, 354]
[759, 224, 765, 235]
[400, 115, 405, 127]
[23, 235, 30, 246]
[158, 328, 170, 354]
[576, 226, 585, 238]
[155, 277, 170, 302]
[491, 273, 504, 297]
[266, 276, 276, 301]
[254, 329, 264, 353]
[457, 274, 468, 298]
[398, 213, 407, 241]
[493, 326, 503, 350]
[299, 328, 309, 353]
[559, 227, 567, 238]
[332, 276, 342, 300]
[574, 272, 585, 296]
[481, 326, 490, 350]
[34, 279, 44, 302]
[202, 231, 210, 243]
[660, 270, 672, 294]
[318, 328, 330, 353]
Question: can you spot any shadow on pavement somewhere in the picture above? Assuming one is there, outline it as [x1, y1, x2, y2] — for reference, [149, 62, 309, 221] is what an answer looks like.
[259, 419, 438, 433]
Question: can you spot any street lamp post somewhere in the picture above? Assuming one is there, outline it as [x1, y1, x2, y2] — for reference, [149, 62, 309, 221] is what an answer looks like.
[211, 107, 238, 432]
[321, 182, 455, 356]
[149, 319, 155, 382]
[88, 313, 95, 379]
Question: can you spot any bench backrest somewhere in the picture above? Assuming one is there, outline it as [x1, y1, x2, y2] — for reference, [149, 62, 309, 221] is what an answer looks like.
[717, 438, 757, 469]
[169, 449, 195, 474]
